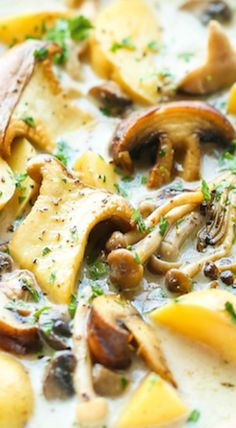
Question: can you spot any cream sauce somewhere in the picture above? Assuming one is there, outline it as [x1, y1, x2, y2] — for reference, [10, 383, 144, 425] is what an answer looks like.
[1, 0, 236, 428]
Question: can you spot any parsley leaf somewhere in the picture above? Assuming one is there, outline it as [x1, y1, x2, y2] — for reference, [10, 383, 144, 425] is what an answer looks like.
[131, 208, 146, 234]
[159, 217, 169, 237]
[219, 152, 236, 173]
[54, 140, 71, 167]
[110, 37, 136, 52]
[21, 277, 40, 303]
[90, 284, 104, 300]
[225, 301, 236, 323]
[68, 294, 78, 319]
[87, 259, 109, 280]
[201, 179, 211, 202]
[42, 247, 51, 256]
[68, 15, 94, 41]
[22, 116, 36, 128]
[34, 46, 49, 61]
[187, 409, 200, 423]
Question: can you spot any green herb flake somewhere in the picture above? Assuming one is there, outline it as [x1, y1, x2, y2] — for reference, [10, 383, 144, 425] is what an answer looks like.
[34, 46, 49, 61]
[114, 183, 128, 198]
[120, 376, 129, 390]
[159, 217, 169, 237]
[87, 259, 109, 280]
[54, 140, 71, 167]
[21, 277, 40, 303]
[177, 51, 194, 62]
[90, 284, 104, 300]
[225, 301, 236, 323]
[131, 208, 146, 234]
[134, 252, 141, 264]
[159, 148, 166, 157]
[187, 409, 200, 423]
[49, 272, 56, 284]
[42, 247, 51, 256]
[41, 320, 54, 336]
[22, 116, 36, 128]
[147, 40, 159, 52]
[110, 36, 136, 52]
[33, 305, 51, 321]
[68, 15, 94, 41]
[68, 294, 78, 319]
[201, 179, 211, 202]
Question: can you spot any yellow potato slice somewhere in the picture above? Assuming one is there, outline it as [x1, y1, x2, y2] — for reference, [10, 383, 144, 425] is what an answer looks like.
[117, 372, 188, 428]
[90, 0, 161, 104]
[228, 82, 236, 115]
[0, 352, 34, 428]
[0, 139, 37, 239]
[0, 11, 69, 45]
[73, 151, 118, 192]
[151, 289, 236, 364]
[0, 157, 15, 211]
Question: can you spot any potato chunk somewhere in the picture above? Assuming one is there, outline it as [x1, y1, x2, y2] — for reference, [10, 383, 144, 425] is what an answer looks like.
[151, 289, 236, 364]
[117, 372, 188, 428]
[73, 151, 118, 192]
[0, 352, 34, 428]
[228, 82, 236, 114]
[90, 0, 161, 104]
[10, 156, 132, 303]
[0, 157, 15, 211]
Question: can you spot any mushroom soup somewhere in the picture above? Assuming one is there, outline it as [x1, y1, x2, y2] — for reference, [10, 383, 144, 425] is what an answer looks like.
[0, 1, 236, 428]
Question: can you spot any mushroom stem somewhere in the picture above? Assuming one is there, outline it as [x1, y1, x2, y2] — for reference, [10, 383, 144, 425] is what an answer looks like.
[73, 299, 108, 426]
[148, 136, 174, 188]
[148, 256, 181, 275]
[108, 203, 200, 289]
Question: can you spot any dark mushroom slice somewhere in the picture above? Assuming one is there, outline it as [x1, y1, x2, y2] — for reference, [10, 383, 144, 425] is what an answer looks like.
[0, 269, 41, 302]
[39, 311, 72, 350]
[181, 0, 233, 25]
[110, 101, 234, 188]
[89, 81, 132, 115]
[87, 295, 176, 387]
[43, 351, 76, 400]
[93, 364, 128, 397]
[0, 252, 13, 275]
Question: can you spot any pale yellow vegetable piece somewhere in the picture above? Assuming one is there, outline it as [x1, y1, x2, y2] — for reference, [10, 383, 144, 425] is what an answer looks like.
[73, 151, 118, 192]
[0, 157, 15, 211]
[151, 289, 236, 364]
[0, 11, 69, 44]
[228, 82, 236, 115]
[117, 372, 188, 428]
[90, 0, 161, 104]
[0, 352, 34, 428]
[10, 155, 132, 304]
[0, 139, 37, 240]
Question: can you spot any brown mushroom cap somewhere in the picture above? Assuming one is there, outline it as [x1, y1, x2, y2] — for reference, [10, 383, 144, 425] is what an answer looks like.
[43, 351, 76, 400]
[110, 101, 235, 187]
[0, 40, 60, 155]
[89, 81, 132, 115]
[87, 294, 176, 386]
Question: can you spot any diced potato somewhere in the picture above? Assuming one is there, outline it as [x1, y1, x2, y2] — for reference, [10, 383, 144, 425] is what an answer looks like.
[0, 352, 34, 428]
[0, 11, 69, 44]
[228, 82, 236, 114]
[73, 151, 118, 192]
[0, 157, 15, 211]
[90, 0, 161, 104]
[117, 373, 188, 428]
[151, 289, 236, 364]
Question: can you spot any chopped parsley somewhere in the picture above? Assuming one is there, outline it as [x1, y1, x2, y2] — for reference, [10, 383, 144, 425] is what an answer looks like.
[33, 305, 51, 321]
[131, 208, 146, 234]
[87, 259, 109, 280]
[120, 376, 129, 390]
[40, 319, 54, 336]
[90, 284, 104, 300]
[54, 140, 71, 167]
[110, 37, 136, 52]
[201, 179, 211, 202]
[177, 51, 194, 62]
[22, 116, 36, 128]
[15, 172, 28, 192]
[187, 409, 200, 423]
[21, 277, 40, 303]
[42, 247, 51, 256]
[34, 46, 49, 61]
[68, 15, 94, 41]
[49, 272, 56, 284]
[159, 147, 167, 157]
[169, 181, 184, 191]
[159, 217, 169, 237]
[146, 40, 159, 52]
[68, 294, 78, 319]
[225, 301, 236, 323]
[219, 151, 236, 173]
[134, 252, 141, 264]
[114, 183, 128, 198]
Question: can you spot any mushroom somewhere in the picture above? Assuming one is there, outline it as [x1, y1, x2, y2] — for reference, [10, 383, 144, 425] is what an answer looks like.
[89, 81, 132, 116]
[148, 256, 181, 275]
[93, 364, 128, 397]
[179, 21, 236, 95]
[165, 189, 236, 294]
[73, 299, 108, 426]
[181, 0, 233, 25]
[87, 294, 176, 387]
[0, 268, 41, 302]
[0, 39, 92, 157]
[10, 155, 133, 303]
[107, 192, 204, 288]
[43, 351, 76, 400]
[39, 312, 72, 351]
[0, 252, 13, 275]
[110, 101, 234, 188]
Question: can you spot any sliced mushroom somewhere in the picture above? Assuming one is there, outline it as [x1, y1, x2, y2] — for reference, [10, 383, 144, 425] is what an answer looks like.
[93, 364, 128, 397]
[181, 0, 233, 25]
[88, 295, 176, 387]
[179, 21, 236, 95]
[10, 155, 133, 303]
[110, 101, 234, 188]
[0, 268, 41, 302]
[43, 351, 76, 400]
[89, 81, 132, 115]
[0, 251, 13, 275]
[39, 312, 72, 350]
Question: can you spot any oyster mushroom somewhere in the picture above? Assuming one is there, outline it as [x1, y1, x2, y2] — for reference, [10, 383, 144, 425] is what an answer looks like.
[0, 39, 92, 157]
[179, 21, 236, 95]
[181, 0, 233, 25]
[110, 101, 234, 188]
[73, 299, 108, 426]
[10, 155, 133, 303]
[88, 294, 176, 387]
[43, 351, 76, 400]
[89, 81, 132, 115]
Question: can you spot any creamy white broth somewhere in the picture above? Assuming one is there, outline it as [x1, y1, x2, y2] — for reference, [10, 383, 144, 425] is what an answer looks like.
[1, 0, 236, 428]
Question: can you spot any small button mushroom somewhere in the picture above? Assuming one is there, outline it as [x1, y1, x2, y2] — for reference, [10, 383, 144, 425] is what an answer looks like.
[110, 101, 234, 188]
[165, 269, 193, 295]
[0, 251, 13, 275]
[39, 313, 72, 350]
[43, 351, 76, 400]
[220, 270, 234, 285]
[203, 261, 219, 280]
[87, 295, 176, 386]
[181, 0, 232, 25]
[93, 364, 128, 397]
[89, 81, 132, 116]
